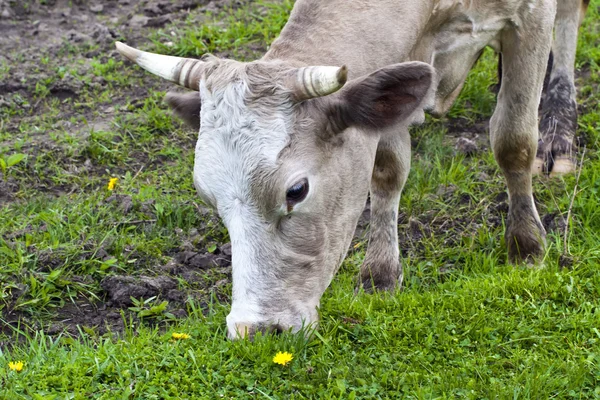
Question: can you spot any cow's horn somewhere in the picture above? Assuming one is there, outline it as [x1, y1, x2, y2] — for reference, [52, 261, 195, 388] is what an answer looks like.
[294, 65, 348, 100]
[115, 41, 204, 91]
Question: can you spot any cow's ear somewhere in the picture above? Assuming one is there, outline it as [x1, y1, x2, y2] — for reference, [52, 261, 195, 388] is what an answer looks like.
[329, 62, 433, 132]
[165, 91, 201, 131]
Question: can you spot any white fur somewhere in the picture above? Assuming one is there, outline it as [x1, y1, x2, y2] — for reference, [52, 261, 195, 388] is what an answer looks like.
[194, 80, 289, 205]
[194, 79, 298, 335]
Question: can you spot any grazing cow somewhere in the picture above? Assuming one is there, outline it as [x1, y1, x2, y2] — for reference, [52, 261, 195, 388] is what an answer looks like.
[115, 0, 587, 339]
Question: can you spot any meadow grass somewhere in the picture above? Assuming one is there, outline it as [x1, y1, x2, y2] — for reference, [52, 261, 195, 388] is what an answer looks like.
[1, 0, 599, 398]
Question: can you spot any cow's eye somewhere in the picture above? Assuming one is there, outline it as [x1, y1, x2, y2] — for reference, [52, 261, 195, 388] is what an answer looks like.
[286, 179, 309, 207]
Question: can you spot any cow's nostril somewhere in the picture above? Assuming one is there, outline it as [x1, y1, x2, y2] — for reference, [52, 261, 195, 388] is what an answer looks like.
[256, 323, 283, 336]
[230, 322, 289, 340]
[256, 323, 286, 336]
[272, 324, 284, 335]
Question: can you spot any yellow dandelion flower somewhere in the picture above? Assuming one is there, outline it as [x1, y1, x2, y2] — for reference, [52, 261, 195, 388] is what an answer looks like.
[8, 361, 24, 372]
[172, 332, 191, 340]
[107, 177, 119, 191]
[272, 351, 293, 366]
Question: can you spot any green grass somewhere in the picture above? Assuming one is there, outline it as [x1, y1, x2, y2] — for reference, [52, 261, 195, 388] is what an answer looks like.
[2, 266, 600, 398]
[1, 0, 600, 398]
[151, 0, 294, 58]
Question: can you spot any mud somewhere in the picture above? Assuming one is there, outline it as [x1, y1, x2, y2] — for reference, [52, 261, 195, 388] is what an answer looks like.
[0, 0, 238, 202]
[0, 239, 233, 338]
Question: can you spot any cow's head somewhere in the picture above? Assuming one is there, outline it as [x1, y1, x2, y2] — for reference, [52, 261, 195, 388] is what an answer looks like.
[116, 42, 433, 339]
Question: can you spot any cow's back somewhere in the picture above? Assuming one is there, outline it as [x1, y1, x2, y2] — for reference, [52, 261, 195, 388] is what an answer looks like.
[266, 0, 554, 115]
[264, 0, 433, 77]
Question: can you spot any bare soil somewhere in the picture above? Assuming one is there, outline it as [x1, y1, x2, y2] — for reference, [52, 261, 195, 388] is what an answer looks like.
[0, 0, 236, 201]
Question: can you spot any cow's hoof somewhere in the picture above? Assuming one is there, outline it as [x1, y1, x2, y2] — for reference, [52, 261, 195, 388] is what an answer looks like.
[533, 133, 577, 177]
[506, 225, 546, 265]
[358, 278, 401, 294]
[532, 157, 545, 175]
[356, 259, 403, 294]
[533, 156, 576, 176]
[550, 157, 576, 176]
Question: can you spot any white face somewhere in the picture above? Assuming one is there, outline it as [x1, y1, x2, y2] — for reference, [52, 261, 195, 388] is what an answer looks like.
[192, 79, 375, 339]
[116, 42, 434, 340]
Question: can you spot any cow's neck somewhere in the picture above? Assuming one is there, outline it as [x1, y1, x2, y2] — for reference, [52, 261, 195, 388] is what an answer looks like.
[262, 0, 435, 79]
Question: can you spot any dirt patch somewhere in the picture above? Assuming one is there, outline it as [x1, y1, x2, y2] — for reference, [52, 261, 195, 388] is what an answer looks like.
[0, 238, 233, 338]
[0, 178, 18, 203]
[0, 0, 240, 203]
[101, 275, 179, 306]
[443, 117, 490, 157]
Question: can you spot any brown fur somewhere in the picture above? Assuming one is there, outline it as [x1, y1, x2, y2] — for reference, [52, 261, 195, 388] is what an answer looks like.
[371, 148, 404, 195]
[332, 63, 433, 131]
[165, 91, 201, 130]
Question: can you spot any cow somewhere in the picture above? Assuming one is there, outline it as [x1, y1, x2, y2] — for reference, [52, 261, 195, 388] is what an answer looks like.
[115, 0, 588, 339]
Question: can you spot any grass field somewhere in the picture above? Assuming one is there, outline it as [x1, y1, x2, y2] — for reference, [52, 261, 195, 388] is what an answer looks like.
[1, 0, 599, 398]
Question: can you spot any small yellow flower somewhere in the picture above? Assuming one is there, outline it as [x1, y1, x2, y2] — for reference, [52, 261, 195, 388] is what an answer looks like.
[107, 177, 119, 191]
[8, 361, 24, 372]
[172, 332, 191, 340]
[272, 351, 293, 366]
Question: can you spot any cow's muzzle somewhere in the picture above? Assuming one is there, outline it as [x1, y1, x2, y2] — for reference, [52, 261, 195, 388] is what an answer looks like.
[228, 322, 286, 340]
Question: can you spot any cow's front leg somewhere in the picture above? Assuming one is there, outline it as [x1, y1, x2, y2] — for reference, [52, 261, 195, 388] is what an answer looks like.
[492, 6, 554, 263]
[534, 0, 588, 176]
[359, 129, 410, 292]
